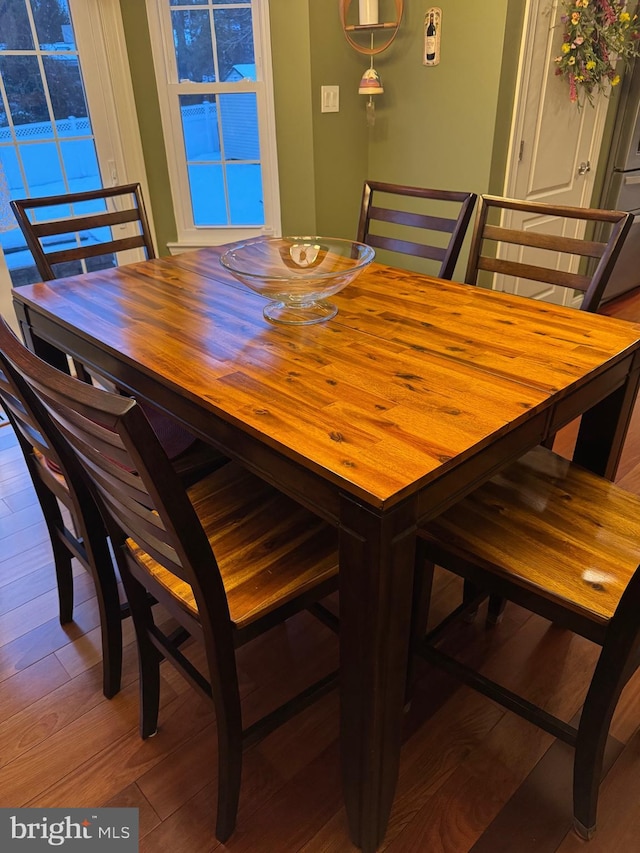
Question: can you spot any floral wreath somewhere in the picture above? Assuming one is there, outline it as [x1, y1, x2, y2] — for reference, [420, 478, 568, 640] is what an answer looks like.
[554, 0, 640, 107]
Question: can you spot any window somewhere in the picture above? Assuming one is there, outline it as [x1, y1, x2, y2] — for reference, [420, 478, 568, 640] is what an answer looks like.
[146, 0, 280, 249]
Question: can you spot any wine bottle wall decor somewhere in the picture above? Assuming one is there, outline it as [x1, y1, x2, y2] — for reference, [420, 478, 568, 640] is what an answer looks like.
[423, 7, 441, 66]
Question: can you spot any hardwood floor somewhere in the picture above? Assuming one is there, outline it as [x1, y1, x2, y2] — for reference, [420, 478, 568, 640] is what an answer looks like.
[3, 289, 640, 852]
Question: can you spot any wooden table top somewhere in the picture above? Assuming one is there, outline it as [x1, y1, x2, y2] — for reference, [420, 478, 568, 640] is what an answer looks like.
[13, 246, 640, 853]
[13, 247, 640, 509]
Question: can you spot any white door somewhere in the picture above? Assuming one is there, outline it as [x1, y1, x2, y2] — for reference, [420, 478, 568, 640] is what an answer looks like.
[499, 0, 609, 306]
[0, 0, 147, 330]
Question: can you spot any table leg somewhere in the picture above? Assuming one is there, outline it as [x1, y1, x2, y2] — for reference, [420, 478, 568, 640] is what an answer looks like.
[573, 356, 640, 479]
[12, 300, 70, 373]
[338, 493, 416, 852]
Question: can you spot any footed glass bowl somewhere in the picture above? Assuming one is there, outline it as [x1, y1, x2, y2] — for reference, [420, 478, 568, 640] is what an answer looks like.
[220, 236, 375, 325]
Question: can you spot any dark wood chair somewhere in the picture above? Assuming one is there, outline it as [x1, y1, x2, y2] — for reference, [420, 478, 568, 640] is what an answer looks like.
[464, 195, 633, 312]
[10, 183, 228, 481]
[413, 444, 640, 839]
[458, 195, 634, 624]
[357, 181, 477, 279]
[0, 324, 124, 698]
[1, 317, 340, 843]
[0, 309, 229, 698]
[10, 183, 154, 386]
[10, 183, 155, 281]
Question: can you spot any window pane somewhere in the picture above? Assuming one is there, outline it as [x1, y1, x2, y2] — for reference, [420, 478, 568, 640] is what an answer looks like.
[32, 201, 73, 220]
[214, 8, 254, 82]
[0, 144, 25, 198]
[172, 9, 215, 82]
[180, 94, 219, 161]
[43, 56, 90, 135]
[0, 0, 34, 50]
[219, 93, 259, 160]
[51, 254, 117, 279]
[0, 145, 30, 285]
[60, 139, 101, 193]
[0, 146, 26, 271]
[29, 200, 108, 223]
[21, 141, 63, 195]
[227, 163, 262, 225]
[33, 0, 75, 51]
[188, 163, 226, 225]
[0, 56, 52, 134]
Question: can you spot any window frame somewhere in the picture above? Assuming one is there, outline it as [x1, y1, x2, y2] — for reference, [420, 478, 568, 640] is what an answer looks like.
[145, 0, 281, 250]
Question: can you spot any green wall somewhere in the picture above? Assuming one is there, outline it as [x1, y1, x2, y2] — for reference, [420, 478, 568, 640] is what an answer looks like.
[119, 0, 177, 255]
[270, 2, 316, 235]
[365, 1, 515, 193]
[308, 0, 369, 239]
[119, 1, 525, 255]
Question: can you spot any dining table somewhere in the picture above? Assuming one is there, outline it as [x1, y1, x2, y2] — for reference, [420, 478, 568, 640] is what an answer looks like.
[11, 247, 640, 852]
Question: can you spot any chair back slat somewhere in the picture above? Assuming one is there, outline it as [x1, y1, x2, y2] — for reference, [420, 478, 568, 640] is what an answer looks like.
[476, 256, 593, 292]
[29, 207, 146, 238]
[357, 181, 476, 279]
[365, 233, 446, 262]
[482, 224, 606, 259]
[465, 195, 633, 311]
[369, 205, 457, 234]
[45, 235, 150, 268]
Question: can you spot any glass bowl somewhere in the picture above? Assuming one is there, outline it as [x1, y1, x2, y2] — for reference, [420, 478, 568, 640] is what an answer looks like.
[220, 236, 375, 325]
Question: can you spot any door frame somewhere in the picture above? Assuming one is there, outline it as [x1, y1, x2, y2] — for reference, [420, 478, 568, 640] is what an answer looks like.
[500, 0, 609, 307]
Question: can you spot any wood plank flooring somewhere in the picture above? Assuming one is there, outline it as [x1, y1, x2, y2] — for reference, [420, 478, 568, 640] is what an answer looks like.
[3, 288, 640, 852]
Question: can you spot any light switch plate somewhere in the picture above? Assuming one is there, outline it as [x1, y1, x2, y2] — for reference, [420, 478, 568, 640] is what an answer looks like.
[321, 85, 339, 113]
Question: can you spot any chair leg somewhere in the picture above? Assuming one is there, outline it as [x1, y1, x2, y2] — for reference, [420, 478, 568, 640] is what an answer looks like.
[92, 567, 124, 700]
[406, 540, 435, 701]
[50, 537, 74, 624]
[84, 529, 124, 699]
[121, 568, 161, 737]
[572, 685, 615, 838]
[487, 595, 507, 625]
[139, 640, 162, 741]
[540, 433, 556, 450]
[204, 637, 243, 841]
[214, 714, 243, 842]
[36, 487, 74, 624]
[573, 817, 596, 841]
[71, 358, 93, 385]
[462, 579, 481, 622]
[30, 466, 124, 697]
[572, 624, 640, 838]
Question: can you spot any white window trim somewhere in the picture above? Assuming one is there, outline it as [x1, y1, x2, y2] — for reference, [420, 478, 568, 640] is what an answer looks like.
[70, 0, 154, 246]
[145, 0, 281, 251]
